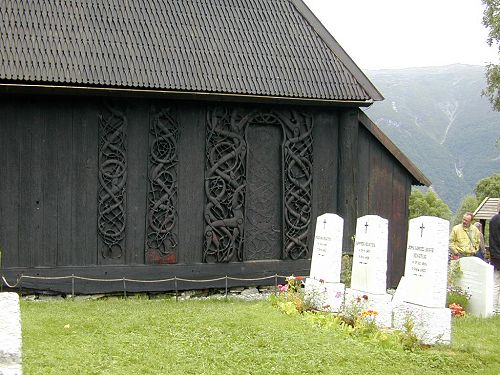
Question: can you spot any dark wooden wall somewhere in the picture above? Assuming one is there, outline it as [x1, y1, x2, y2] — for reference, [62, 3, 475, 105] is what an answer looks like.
[0, 94, 411, 292]
[356, 125, 412, 287]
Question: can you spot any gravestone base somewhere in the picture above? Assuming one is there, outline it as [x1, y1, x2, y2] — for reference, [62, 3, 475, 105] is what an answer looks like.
[0, 293, 23, 375]
[393, 302, 451, 345]
[305, 278, 345, 312]
[345, 288, 392, 328]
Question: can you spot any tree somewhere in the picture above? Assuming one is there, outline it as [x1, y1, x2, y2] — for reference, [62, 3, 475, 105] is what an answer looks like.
[482, 1, 500, 113]
[452, 195, 479, 226]
[474, 173, 500, 202]
[409, 189, 452, 221]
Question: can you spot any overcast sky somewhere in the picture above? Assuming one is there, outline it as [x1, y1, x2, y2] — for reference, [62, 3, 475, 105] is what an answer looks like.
[303, 0, 498, 70]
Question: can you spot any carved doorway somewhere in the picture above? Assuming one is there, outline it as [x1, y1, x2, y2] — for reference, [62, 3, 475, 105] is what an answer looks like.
[245, 122, 282, 260]
[204, 108, 313, 263]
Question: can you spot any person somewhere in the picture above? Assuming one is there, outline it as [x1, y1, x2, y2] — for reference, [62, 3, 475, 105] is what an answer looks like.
[449, 212, 481, 258]
[474, 222, 486, 260]
[489, 200, 500, 314]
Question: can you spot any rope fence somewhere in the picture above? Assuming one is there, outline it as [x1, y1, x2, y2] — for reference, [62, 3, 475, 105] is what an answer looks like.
[1, 273, 291, 299]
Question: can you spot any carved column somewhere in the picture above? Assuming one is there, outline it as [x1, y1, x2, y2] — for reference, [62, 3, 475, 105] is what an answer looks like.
[145, 108, 180, 264]
[97, 105, 127, 260]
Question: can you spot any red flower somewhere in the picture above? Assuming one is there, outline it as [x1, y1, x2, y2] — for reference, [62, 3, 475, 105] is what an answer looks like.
[356, 297, 361, 302]
[319, 279, 325, 283]
[450, 255, 459, 261]
[322, 304, 331, 309]
[362, 295, 368, 300]
[296, 276, 305, 281]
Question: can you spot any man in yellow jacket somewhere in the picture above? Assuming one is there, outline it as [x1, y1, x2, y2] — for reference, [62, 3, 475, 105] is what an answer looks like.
[449, 212, 481, 257]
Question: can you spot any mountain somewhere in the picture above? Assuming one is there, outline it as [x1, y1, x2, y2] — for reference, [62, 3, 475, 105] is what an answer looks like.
[364, 64, 500, 212]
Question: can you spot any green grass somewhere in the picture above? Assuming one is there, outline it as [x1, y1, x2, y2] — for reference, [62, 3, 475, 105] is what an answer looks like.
[20, 297, 500, 375]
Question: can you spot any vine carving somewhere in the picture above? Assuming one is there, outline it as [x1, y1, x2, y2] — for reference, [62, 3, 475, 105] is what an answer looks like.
[203, 108, 313, 262]
[98, 105, 127, 259]
[146, 108, 180, 264]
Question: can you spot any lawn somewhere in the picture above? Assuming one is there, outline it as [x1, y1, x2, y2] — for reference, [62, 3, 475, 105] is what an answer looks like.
[20, 297, 500, 375]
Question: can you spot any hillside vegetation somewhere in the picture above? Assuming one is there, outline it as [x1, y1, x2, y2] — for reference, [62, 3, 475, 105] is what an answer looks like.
[365, 64, 500, 211]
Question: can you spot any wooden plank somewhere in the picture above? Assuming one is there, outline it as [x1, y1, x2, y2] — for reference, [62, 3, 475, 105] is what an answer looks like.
[17, 98, 36, 267]
[81, 100, 99, 265]
[177, 103, 206, 264]
[125, 99, 149, 265]
[55, 100, 74, 266]
[389, 164, 411, 287]
[39, 98, 58, 266]
[356, 127, 370, 216]
[311, 109, 338, 252]
[70, 97, 101, 266]
[337, 109, 358, 254]
[29, 99, 44, 267]
[0, 97, 20, 267]
[311, 110, 338, 221]
[2, 259, 312, 294]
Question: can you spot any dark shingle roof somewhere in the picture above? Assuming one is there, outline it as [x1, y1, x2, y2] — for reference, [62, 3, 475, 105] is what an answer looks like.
[0, 0, 382, 102]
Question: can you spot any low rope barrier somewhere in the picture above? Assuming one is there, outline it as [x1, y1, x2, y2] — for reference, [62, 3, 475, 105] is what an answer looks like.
[1, 273, 292, 298]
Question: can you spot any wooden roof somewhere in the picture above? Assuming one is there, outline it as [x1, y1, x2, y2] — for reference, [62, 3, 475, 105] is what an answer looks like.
[358, 111, 431, 186]
[474, 197, 500, 220]
[0, 0, 383, 103]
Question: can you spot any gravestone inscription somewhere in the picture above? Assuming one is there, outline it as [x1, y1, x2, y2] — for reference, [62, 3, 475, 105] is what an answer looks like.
[309, 213, 343, 283]
[306, 213, 345, 312]
[403, 216, 449, 308]
[351, 215, 388, 294]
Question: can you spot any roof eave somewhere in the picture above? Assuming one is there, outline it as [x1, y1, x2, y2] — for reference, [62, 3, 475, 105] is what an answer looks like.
[0, 82, 375, 107]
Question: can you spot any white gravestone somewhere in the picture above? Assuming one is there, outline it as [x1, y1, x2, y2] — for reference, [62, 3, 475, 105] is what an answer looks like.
[350, 215, 388, 294]
[0, 293, 23, 375]
[308, 213, 344, 283]
[305, 213, 345, 312]
[457, 257, 494, 317]
[403, 216, 449, 308]
[393, 216, 451, 345]
[346, 215, 392, 328]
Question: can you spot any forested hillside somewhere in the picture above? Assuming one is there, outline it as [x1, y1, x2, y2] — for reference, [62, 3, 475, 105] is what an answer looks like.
[365, 64, 500, 211]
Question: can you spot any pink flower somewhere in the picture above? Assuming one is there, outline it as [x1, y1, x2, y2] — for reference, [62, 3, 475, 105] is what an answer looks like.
[335, 291, 342, 298]
[278, 284, 289, 292]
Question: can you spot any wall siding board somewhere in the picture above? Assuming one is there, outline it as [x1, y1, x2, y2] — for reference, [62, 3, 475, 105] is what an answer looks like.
[390, 163, 411, 287]
[82, 100, 99, 265]
[338, 110, 358, 254]
[0, 98, 20, 266]
[312, 110, 338, 225]
[40, 100, 58, 266]
[125, 100, 149, 265]
[357, 127, 370, 216]
[56, 101, 74, 266]
[177, 103, 206, 264]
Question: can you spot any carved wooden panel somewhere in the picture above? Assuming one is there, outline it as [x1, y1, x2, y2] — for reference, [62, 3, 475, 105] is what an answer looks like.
[145, 108, 180, 264]
[97, 105, 127, 259]
[245, 124, 282, 260]
[203, 108, 313, 262]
